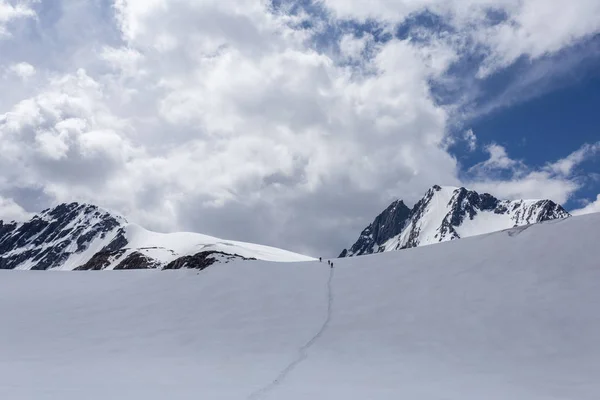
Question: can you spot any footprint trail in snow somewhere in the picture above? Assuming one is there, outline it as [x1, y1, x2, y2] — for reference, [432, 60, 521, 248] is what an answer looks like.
[247, 266, 335, 400]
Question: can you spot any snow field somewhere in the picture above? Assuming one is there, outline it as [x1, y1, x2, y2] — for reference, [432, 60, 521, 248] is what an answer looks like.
[1, 213, 600, 399]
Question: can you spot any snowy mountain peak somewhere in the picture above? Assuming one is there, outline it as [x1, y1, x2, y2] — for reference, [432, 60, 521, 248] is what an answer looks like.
[0, 202, 127, 270]
[39, 202, 128, 225]
[0, 203, 312, 270]
[340, 185, 570, 257]
[339, 199, 411, 258]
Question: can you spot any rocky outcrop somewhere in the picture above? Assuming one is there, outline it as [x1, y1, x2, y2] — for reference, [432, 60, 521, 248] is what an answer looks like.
[75, 250, 128, 271]
[114, 252, 161, 270]
[339, 200, 411, 257]
[164, 251, 255, 271]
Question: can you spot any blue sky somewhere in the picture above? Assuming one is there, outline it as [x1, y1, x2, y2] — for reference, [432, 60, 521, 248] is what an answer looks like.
[465, 67, 600, 209]
[0, 0, 599, 255]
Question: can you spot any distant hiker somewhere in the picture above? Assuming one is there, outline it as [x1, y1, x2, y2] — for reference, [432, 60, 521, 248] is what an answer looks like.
[319, 257, 322, 262]
[330, 262, 333, 268]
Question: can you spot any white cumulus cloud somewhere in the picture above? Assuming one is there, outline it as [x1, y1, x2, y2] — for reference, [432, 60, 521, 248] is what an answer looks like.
[469, 142, 600, 204]
[464, 129, 477, 151]
[0, 0, 35, 37]
[7, 62, 35, 79]
[321, 0, 600, 77]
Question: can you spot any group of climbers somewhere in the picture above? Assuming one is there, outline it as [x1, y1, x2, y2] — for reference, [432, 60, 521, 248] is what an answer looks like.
[318, 257, 333, 268]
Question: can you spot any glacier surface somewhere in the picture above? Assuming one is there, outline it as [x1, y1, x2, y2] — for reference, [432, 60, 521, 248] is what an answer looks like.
[1, 213, 599, 399]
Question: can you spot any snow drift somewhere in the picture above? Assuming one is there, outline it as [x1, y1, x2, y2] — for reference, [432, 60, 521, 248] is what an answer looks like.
[1, 213, 599, 399]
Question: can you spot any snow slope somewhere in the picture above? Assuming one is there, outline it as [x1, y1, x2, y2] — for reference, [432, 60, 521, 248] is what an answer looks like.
[122, 223, 313, 264]
[2, 213, 600, 399]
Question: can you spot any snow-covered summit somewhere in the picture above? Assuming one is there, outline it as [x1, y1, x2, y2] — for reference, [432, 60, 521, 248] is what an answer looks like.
[0, 202, 125, 270]
[0, 202, 313, 270]
[340, 185, 570, 257]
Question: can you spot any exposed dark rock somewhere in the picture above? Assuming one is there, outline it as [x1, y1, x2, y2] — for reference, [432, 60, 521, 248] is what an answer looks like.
[114, 252, 160, 270]
[0, 221, 18, 244]
[77, 249, 161, 270]
[101, 229, 128, 253]
[164, 251, 255, 271]
[526, 200, 568, 223]
[339, 200, 411, 257]
[444, 188, 499, 229]
[75, 250, 128, 271]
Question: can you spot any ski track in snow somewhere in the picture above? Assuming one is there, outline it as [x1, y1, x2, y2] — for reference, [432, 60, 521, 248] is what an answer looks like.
[247, 266, 335, 400]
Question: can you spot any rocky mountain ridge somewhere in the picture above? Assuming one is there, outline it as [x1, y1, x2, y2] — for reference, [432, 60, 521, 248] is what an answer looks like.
[340, 185, 570, 257]
[0, 203, 312, 270]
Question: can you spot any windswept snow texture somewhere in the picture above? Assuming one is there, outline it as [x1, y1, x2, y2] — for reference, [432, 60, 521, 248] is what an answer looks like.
[341, 185, 570, 256]
[2, 213, 600, 399]
[0, 203, 313, 270]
